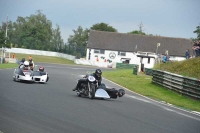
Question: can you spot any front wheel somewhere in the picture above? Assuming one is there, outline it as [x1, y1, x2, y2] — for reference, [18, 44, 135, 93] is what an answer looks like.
[89, 84, 96, 99]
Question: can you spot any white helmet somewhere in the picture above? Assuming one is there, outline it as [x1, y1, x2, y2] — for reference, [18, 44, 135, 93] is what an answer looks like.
[24, 61, 29, 67]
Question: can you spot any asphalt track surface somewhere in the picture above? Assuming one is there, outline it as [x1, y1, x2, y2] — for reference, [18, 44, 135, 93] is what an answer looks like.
[0, 63, 200, 133]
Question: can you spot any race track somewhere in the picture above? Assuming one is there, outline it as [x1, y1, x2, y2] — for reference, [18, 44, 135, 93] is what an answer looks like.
[0, 63, 200, 133]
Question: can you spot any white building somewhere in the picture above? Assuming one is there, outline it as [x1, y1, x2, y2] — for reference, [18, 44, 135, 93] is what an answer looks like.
[75, 30, 192, 71]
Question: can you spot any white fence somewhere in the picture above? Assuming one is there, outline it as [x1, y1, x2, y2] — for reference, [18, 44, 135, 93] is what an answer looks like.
[6, 48, 76, 61]
[74, 58, 114, 68]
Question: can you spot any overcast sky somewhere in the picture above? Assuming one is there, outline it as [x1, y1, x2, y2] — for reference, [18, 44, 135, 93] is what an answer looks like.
[0, 0, 199, 42]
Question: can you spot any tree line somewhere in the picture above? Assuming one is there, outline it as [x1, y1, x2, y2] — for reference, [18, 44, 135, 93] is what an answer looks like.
[0, 11, 200, 58]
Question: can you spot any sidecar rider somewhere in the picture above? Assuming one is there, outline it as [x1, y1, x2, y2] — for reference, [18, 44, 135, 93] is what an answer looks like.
[72, 69, 125, 98]
[18, 58, 25, 67]
[19, 61, 31, 70]
[19, 58, 25, 65]
[29, 58, 35, 71]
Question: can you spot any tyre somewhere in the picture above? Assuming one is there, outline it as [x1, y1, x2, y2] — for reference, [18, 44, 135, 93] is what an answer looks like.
[89, 84, 96, 99]
[77, 92, 81, 97]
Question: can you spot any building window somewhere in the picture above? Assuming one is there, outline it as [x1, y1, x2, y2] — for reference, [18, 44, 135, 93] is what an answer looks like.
[118, 51, 126, 56]
[94, 49, 105, 54]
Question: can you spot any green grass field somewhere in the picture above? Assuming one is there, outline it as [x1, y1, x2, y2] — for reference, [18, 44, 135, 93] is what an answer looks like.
[14, 53, 75, 65]
[0, 63, 18, 69]
[1, 53, 200, 112]
[0, 53, 75, 69]
[103, 69, 200, 112]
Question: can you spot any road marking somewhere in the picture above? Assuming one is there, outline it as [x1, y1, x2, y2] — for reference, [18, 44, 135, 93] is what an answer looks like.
[103, 77, 200, 117]
[126, 95, 151, 103]
[162, 107, 200, 121]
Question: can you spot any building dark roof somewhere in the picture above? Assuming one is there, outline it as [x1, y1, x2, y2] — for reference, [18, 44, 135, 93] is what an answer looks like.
[87, 30, 193, 57]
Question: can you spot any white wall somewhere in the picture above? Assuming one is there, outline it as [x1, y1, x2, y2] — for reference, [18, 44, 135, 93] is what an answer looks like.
[85, 49, 158, 69]
[6, 48, 75, 61]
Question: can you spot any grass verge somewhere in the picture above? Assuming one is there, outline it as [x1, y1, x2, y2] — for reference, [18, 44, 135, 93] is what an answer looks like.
[0, 63, 18, 69]
[13, 53, 75, 65]
[0, 53, 75, 69]
[103, 69, 200, 112]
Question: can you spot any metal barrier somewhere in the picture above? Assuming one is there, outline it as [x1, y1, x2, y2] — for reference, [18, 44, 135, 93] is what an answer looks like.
[152, 70, 200, 100]
[132, 65, 138, 75]
[116, 63, 137, 69]
[144, 68, 153, 76]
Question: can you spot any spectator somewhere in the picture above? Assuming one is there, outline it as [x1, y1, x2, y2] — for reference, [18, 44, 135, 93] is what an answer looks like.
[159, 53, 164, 63]
[190, 54, 194, 58]
[162, 54, 167, 63]
[192, 41, 199, 57]
[185, 49, 190, 59]
[166, 54, 170, 62]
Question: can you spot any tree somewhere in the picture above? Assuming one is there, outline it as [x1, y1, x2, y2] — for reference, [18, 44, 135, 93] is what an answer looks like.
[128, 22, 146, 35]
[0, 30, 6, 47]
[194, 24, 200, 39]
[90, 22, 117, 32]
[51, 24, 64, 52]
[128, 30, 146, 35]
[1, 11, 54, 51]
[67, 26, 89, 57]
[0, 21, 11, 48]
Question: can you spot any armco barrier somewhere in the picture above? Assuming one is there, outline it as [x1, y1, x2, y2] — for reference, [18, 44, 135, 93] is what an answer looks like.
[152, 70, 200, 100]
[116, 63, 138, 69]
[144, 68, 153, 76]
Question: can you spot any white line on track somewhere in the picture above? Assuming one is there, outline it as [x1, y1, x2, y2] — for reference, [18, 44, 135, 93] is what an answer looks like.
[103, 77, 200, 117]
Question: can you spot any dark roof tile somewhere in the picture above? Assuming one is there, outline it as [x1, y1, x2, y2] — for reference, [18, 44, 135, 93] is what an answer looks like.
[88, 30, 193, 56]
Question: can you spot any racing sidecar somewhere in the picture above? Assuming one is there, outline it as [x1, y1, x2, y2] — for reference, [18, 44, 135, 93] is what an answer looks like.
[13, 67, 34, 82]
[13, 65, 49, 83]
[33, 71, 49, 83]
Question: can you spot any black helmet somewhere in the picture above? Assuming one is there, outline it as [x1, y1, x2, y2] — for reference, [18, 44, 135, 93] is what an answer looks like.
[21, 58, 25, 62]
[95, 69, 102, 78]
[118, 89, 125, 97]
[39, 66, 44, 72]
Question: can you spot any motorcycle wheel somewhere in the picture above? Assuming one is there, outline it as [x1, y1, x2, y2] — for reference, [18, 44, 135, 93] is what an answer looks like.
[77, 92, 81, 97]
[89, 85, 95, 99]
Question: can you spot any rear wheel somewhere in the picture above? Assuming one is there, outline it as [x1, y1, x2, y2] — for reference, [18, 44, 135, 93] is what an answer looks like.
[13, 75, 19, 82]
[13, 76, 16, 81]
[77, 92, 82, 97]
[77, 87, 82, 97]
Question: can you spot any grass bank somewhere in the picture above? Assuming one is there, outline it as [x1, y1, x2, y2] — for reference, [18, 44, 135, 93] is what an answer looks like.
[0, 63, 18, 69]
[103, 69, 200, 112]
[154, 57, 200, 79]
